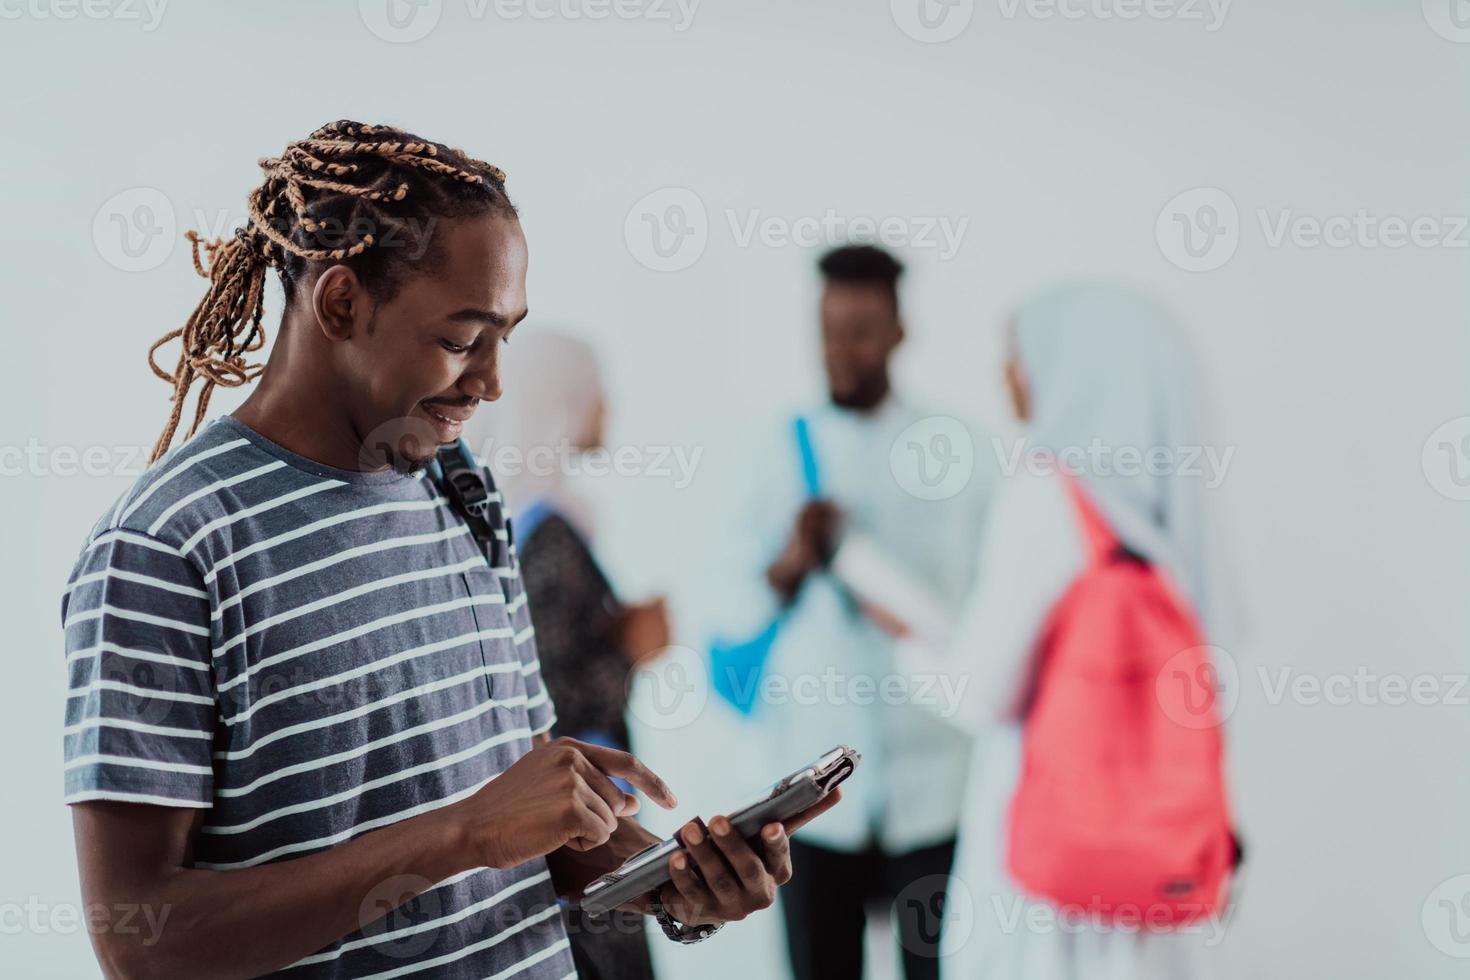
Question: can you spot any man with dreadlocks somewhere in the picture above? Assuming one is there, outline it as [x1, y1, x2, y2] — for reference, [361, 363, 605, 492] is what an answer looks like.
[60, 121, 836, 979]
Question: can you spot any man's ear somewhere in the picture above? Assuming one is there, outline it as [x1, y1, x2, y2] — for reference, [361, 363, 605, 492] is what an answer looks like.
[311, 265, 371, 342]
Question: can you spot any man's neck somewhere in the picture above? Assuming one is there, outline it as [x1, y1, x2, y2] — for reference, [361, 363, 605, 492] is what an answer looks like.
[232, 336, 371, 473]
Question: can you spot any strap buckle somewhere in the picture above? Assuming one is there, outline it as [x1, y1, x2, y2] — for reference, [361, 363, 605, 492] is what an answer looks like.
[430, 440, 499, 552]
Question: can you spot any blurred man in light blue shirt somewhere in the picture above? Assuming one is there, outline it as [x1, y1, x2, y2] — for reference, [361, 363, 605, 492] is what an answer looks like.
[726, 245, 994, 980]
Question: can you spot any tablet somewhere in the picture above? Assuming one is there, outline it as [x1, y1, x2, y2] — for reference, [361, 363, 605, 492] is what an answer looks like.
[579, 745, 860, 916]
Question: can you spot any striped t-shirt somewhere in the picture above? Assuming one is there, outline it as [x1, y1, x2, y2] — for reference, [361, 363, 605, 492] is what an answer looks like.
[61, 415, 577, 980]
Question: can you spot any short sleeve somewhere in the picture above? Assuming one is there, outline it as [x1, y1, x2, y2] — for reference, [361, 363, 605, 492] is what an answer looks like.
[60, 529, 217, 808]
[500, 508, 558, 738]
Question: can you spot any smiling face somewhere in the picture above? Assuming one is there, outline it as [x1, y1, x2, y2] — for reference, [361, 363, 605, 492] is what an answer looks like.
[312, 212, 530, 471]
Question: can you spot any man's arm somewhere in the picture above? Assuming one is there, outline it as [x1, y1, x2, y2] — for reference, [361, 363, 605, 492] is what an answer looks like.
[73, 737, 675, 980]
[73, 798, 470, 979]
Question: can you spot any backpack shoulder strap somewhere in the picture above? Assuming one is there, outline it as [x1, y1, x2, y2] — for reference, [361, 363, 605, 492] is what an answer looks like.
[427, 439, 506, 564]
[1060, 472, 1117, 567]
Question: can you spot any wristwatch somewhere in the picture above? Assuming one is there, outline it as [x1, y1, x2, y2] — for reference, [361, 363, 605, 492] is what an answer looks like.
[648, 890, 723, 944]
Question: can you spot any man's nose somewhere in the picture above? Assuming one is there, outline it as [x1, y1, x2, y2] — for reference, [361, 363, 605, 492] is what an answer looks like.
[461, 353, 502, 403]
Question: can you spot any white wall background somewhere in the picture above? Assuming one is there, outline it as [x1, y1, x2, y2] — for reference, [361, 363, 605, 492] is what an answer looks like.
[3, 1, 1467, 977]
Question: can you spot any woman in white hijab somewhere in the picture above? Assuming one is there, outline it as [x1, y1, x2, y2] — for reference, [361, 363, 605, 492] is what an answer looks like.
[465, 329, 606, 537]
[461, 330, 670, 980]
[888, 284, 1243, 979]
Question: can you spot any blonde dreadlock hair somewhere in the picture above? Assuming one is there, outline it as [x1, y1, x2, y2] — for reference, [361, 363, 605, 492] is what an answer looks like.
[146, 119, 515, 463]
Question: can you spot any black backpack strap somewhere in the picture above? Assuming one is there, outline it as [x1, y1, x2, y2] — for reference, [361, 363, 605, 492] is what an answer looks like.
[427, 439, 510, 567]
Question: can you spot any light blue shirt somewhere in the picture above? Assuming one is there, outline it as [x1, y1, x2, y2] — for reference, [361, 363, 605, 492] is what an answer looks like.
[725, 397, 994, 854]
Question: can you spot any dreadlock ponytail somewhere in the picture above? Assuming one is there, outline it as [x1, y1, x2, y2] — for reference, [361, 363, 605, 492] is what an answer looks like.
[146, 119, 514, 464]
[146, 229, 273, 463]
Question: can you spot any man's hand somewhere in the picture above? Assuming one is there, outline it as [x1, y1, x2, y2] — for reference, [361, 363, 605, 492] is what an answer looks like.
[454, 738, 678, 870]
[766, 500, 842, 601]
[657, 788, 843, 925]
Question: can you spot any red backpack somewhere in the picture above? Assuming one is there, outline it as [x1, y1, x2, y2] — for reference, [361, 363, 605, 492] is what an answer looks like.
[1006, 474, 1238, 926]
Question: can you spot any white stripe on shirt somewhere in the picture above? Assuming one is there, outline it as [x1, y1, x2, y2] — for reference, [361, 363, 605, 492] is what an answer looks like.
[220, 627, 516, 726]
[116, 437, 251, 526]
[148, 460, 288, 536]
[180, 478, 343, 553]
[201, 495, 448, 584]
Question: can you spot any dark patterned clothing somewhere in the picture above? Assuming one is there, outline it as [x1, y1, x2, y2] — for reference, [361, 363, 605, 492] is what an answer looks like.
[517, 513, 632, 749]
[518, 510, 656, 980]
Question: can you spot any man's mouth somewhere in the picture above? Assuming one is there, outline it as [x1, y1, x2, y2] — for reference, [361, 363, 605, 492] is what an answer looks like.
[420, 401, 478, 424]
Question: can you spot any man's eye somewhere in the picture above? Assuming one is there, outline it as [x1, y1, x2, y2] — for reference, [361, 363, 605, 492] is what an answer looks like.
[439, 339, 472, 354]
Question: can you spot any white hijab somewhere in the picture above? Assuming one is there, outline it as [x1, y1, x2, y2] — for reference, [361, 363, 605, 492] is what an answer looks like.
[1013, 283, 1242, 641]
[461, 329, 605, 537]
